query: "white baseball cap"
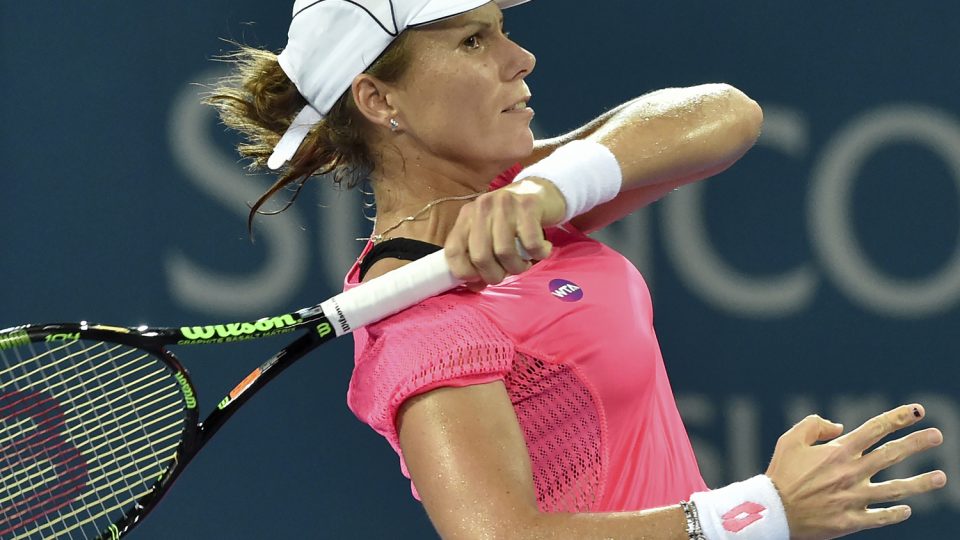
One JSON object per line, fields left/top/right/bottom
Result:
{"left": 268, "top": 0, "right": 532, "bottom": 170}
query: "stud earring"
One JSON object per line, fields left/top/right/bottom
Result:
{"left": 389, "top": 118, "right": 400, "bottom": 132}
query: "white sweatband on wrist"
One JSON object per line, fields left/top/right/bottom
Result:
{"left": 688, "top": 475, "right": 789, "bottom": 540}
{"left": 512, "top": 139, "right": 622, "bottom": 223}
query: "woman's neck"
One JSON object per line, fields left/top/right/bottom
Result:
{"left": 371, "top": 184, "right": 485, "bottom": 245}
{"left": 370, "top": 152, "right": 507, "bottom": 245}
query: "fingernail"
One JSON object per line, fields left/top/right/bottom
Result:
{"left": 929, "top": 431, "right": 943, "bottom": 444}
{"left": 903, "top": 506, "right": 912, "bottom": 519}
{"left": 933, "top": 472, "right": 947, "bottom": 487}
{"left": 913, "top": 407, "right": 922, "bottom": 418}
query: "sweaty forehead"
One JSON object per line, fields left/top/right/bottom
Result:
{"left": 420, "top": 3, "right": 504, "bottom": 31}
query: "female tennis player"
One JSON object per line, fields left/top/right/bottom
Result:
{"left": 207, "top": 1, "right": 947, "bottom": 538}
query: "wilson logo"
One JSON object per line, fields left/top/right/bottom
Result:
{"left": 174, "top": 372, "right": 197, "bottom": 409}
{"left": 332, "top": 300, "right": 350, "bottom": 334}
{"left": 316, "top": 322, "right": 333, "bottom": 338}
{"left": 549, "top": 279, "right": 583, "bottom": 302}
{"left": 179, "top": 314, "right": 298, "bottom": 341}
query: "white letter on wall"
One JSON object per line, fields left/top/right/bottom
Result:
{"left": 166, "top": 70, "right": 308, "bottom": 315}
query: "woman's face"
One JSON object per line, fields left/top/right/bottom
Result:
{"left": 389, "top": 3, "right": 537, "bottom": 171}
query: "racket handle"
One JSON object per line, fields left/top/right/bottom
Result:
{"left": 320, "top": 241, "right": 530, "bottom": 336}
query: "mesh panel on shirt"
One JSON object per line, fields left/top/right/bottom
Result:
{"left": 351, "top": 297, "right": 604, "bottom": 511}
{"left": 350, "top": 298, "right": 516, "bottom": 450}
{"left": 506, "top": 352, "right": 604, "bottom": 513}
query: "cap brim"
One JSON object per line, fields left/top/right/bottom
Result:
{"left": 409, "top": 0, "right": 531, "bottom": 27}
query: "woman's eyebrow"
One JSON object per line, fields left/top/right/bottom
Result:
{"left": 436, "top": 15, "right": 504, "bottom": 32}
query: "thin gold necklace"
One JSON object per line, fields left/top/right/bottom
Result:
{"left": 362, "top": 192, "right": 485, "bottom": 244}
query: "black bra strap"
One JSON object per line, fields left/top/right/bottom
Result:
{"left": 358, "top": 238, "right": 443, "bottom": 281}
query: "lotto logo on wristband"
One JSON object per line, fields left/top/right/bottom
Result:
{"left": 722, "top": 502, "right": 767, "bottom": 533}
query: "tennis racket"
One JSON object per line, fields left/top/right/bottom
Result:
{"left": 0, "top": 249, "right": 465, "bottom": 539}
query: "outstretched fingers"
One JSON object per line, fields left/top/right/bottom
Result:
{"left": 837, "top": 404, "right": 926, "bottom": 454}
{"left": 843, "top": 405, "right": 946, "bottom": 530}
{"left": 767, "top": 403, "right": 946, "bottom": 539}
{"left": 854, "top": 506, "right": 914, "bottom": 532}
{"left": 860, "top": 427, "right": 943, "bottom": 476}
{"left": 868, "top": 471, "right": 948, "bottom": 504}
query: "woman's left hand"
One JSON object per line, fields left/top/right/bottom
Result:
{"left": 444, "top": 177, "right": 565, "bottom": 287}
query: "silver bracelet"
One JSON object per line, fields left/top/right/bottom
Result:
{"left": 679, "top": 500, "right": 707, "bottom": 540}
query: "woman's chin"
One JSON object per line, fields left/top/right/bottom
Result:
{"left": 495, "top": 145, "right": 534, "bottom": 169}
{"left": 505, "top": 130, "right": 535, "bottom": 158}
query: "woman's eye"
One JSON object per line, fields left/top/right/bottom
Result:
{"left": 464, "top": 35, "right": 481, "bottom": 49}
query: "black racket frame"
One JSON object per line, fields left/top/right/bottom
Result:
{"left": 0, "top": 305, "right": 337, "bottom": 540}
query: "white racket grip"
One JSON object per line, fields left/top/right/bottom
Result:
{"left": 320, "top": 250, "right": 459, "bottom": 336}
{"left": 320, "top": 242, "right": 530, "bottom": 336}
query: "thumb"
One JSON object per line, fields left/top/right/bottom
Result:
{"left": 792, "top": 415, "right": 844, "bottom": 446}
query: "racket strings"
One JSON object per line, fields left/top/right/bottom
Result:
{"left": 0, "top": 380, "right": 181, "bottom": 532}
{"left": 48, "top": 343, "right": 166, "bottom": 535}
{"left": 0, "top": 341, "right": 155, "bottom": 539}
{"left": 41, "top": 340, "right": 178, "bottom": 540}
{"left": 2, "top": 352, "right": 164, "bottom": 440}
{"left": 0, "top": 369, "right": 180, "bottom": 505}
{"left": 0, "top": 338, "right": 187, "bottom": 539}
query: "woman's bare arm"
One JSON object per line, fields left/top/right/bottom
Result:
{"left": 399, "top": 382, "right": 944, "bottom": 540}
{"left": 522, "top": 96, "right": 641, "bottom": 167}
{"left": 443, "top": 84, "right": 762, "bottom": 283}
{"left": 398, "top": 381, "right": 688, "bottom": 540}
{"left": 522, "top": 83, "right": 762, "bottom": 233}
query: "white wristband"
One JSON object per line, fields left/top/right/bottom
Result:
{"left": 688, "top": 475, "right": 789, "bottom": 540}
{"left": 512, "top": 139, "right": 622, "bottom": 223}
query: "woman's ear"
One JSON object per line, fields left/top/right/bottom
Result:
{"left": 352, "top": 74, "right": 397, "bottom": 130}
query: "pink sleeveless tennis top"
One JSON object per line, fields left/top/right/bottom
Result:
{"left": 344, "top": 167, "right": 707, "bottom": 513}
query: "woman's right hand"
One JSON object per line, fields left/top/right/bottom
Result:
{"left": 444, "top": 177, "right": 565, "bottom": 288}
{"left": 766, "top": 403, "right": 946, "bottom": 539}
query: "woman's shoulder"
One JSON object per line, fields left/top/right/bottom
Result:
{"left": 348, "top": 292, "right": 516, "bottom": 435}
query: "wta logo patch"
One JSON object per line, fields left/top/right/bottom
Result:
{"left": 549, "top": 279, "right": 583, "bottom": 302}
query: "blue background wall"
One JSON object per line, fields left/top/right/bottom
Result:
{"left": 3, "top": 1, "right": 959, "bottom": 537}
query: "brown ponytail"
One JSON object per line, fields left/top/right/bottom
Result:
{"left": 203, "top": 35, "right": 413, "bottom": 232}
